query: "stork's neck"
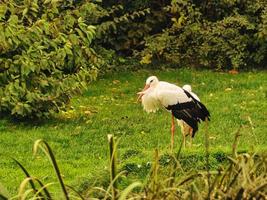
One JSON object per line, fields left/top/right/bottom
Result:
{"left": 147, "top": 83, "right": 158, "bottom": 93}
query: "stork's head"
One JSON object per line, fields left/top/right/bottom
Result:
{"left": 137, "top": 76, "right": 159, "bottom": 101}
{"left": 145, "top": 76, "right": 159, "bottom": 87}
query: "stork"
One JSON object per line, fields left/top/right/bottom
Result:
{"left": 137, "top": 76, "right": 210, "bottom": 149}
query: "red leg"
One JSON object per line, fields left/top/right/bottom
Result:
{"left": 171, "top": 114, "right": 175, "bottom": 150}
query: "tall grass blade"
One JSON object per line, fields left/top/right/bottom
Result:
{"left": 108, "top": 134, "right": 118, "bottom": 200}
{"left": 0, "top": 182, "right": 9, "bottom": 200}
{"left": 150, "top": 149, "right": 159, "bottom": 195}
{"left": 218, "top": 164, "right": 232, "bottom": 190}
{"left": 34, "top": 179, "right": 53, "bottom": 199}
{"left": 12, "top": 158, "right": 45, "bottom": 199}
{"left": 0, "top": 194, "right": 8, "bottom": 200}
{"left": 209, "top": 167, "right": 222, "bottom": 198}
{"left": 250, "top": 182, "right": 267, "bottom": 198}
{"left": 32, "top": 183, "right": 54, "bottom": 200}
{"left": 91, "top": 186, "right": 112, "bottom": 198}
{"left": 66, "top": 185, "right": 85, "bottom": 200}
{"left": 232, "top": 127, "right": 241, "bottom": 157}
{"left": 175, "top": 137, "right": 183, "bottom": 160}
{"left": 192, "top": 182, "right": 202, "bottom": 200}
{"left": 247, "top": 116, "right": 259, "bottom": 145}
{"left": 225, "top": 168, "right": 242, "bottom": 193}
{"left": 190, "top": 185, "right": 193, "bottom": 200}
{"left": 178, "top": 173, "right": 202, "bottom": 186}
{"left": 118, "top": 182, "right": 142, "bottom": 200}
{"left": 204, "top": 118, "right": 211, "bottom": 199}
{"left": 20, "top": 189, "right": 34, "bottom": 200}
{"left": 18, "top": 177, "right": 34, "bottom": 199}
{"left": 168, "top": 139, "right": 184, "bottom": 187}
{"left": 104, "top": 171, "right": 126, "bottom": 200}
{"left": 234, "top": 187, "right": 244, "bottom": 200}
{"left": 33, "top": 139, "right": 69, "bottom": 200}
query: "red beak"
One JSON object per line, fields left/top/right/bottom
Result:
{"left": 137, "top": 84, "right": 150, "bottom": 102}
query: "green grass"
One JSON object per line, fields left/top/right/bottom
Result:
{"left": 0, "top": 68, "right": 266, "bottom": 196}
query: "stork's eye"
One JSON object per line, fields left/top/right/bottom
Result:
{"left": 150, "top": 80, "right": 153, "bottom": 83}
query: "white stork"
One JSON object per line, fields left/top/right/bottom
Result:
{"left": 137, "top": 76, "right": 210, "bottom": 149}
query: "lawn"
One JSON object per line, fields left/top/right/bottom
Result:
{"left": 0, "top": 68, "right": 266, "bottom": 197}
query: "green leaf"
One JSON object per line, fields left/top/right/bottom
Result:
{"left": 43, "top": 0, "right": 50, "bottom": 4}
{"left": 22, "top": 8, "right": 28, "bottom": 17}
{"left": 12, "top": 103, "right": 24, "bottom": 116}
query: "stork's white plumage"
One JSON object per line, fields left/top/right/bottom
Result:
{"left": 137, "top": 76, "right": 210, "bottom": 149}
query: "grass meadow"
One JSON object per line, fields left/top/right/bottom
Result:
{"left": 0, "top": 68, "right": 266, "bottom": 197}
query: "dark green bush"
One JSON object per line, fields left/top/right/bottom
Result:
{"left": 94, "top": 5, "right": 152, "bottom": 55}
{"left": 140, "top": 0, "right": 267, "bottom": 69}
{"left": 198, "top": 15, "right": 255, "bottom": 69}
{"left": 0, "top": 0, "right": 100, "bottom": 118}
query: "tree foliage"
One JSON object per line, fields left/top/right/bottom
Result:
{"left": 139, "top": 0, "right": 267, "bottom": 69}
{"left": 0, "top": 0, "right": 100, "bottom": 118}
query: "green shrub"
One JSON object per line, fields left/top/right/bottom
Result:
{"left": 0, "top": 0, "right": 100, "bottom": 118}
{"left": 198, "top": 15, "right": 255, "bottom": 69}
{"left": 140, "top": 0, "right": 202, "bottom": 66}
{"left": 94, "top": 5, "right": 152, "bottom": 55}
{"left": 140, "top": 0, "right": 267, "bottom": 70}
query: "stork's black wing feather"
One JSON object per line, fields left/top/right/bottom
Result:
{"left": 166, "top": 90, "right": 210, "bottom": 137}
{"left": 172, "top": 109, "right": 199, "bottom": 136}
{"left": 183, "top": 90, "right": 210, "bottom": 121}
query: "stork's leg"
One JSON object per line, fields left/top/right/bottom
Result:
{"left": 189, "top": 127, "right": 193, "bottom": 147}
{"left": 182, "top": 123, "right": 186, "bottom": 148}
{"left": 171, "top": 114, "right": 175, "bottom": 150}
{"left": 183, "top": 133, "right": 186, "bottom": 149}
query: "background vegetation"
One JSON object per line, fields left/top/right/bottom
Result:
{"left": 0, "top": 0, "right": 266, "bottom": 199}
{"left": 1, "top": 0, "right": 267, "bottom": 118}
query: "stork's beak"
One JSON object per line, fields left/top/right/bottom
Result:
{"left": 137, "top": 84, "right": 150, "bottom": 102}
